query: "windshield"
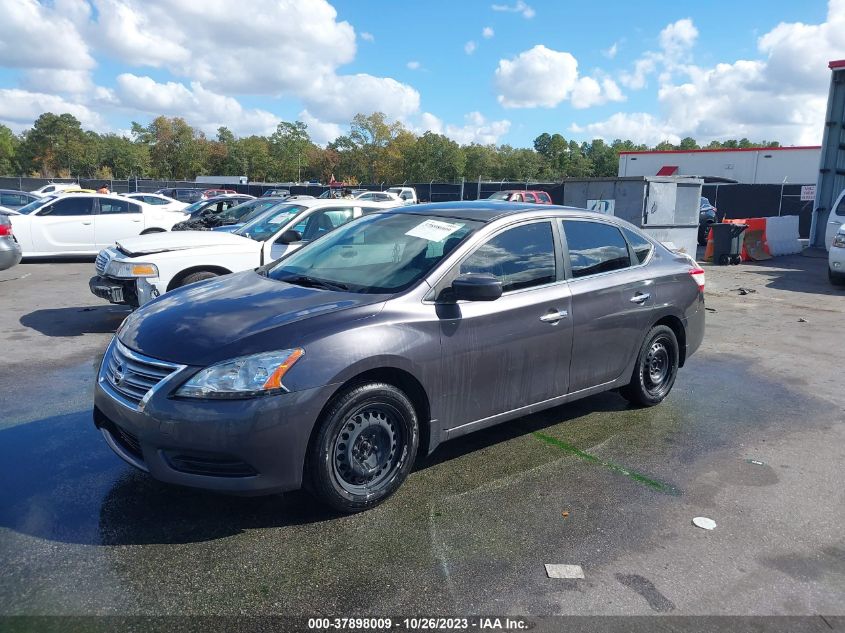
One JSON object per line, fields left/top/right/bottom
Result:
{"left": 217, "top": 199, "right": 281, "bottom": 223}
{"left": 183, "top": 199, "right": 209, "bottom": 215}
{"left": 233, "top": 204, "right": 308, "bottom": 241}
{"left": 488, "top": 192, "right": 510, "bottom": 200}
{"left": 16, "top": 196, "right": 55, "bottom": 214}
{"left": 266, "top": 213, "right": 481, "bottom": 294}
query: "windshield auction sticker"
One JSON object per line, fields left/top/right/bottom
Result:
{"left": 405, "top": 219, "right": 464, "bottom": 242}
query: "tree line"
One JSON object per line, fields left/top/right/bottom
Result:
{"left": 0, "top": 111, "right": 783, "bottom": 184}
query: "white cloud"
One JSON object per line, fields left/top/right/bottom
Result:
{"left": 360, "top": 32, "right": 375, "bottom": 42}
{"left": 407, "top": 61, "right": 421, "bottom": 70}
{"left": 571, "top": 113, "right": 681, "bottom": 146}
{"left": 491, "top": 1, "right": 535, "bottom": 19}
{"left": 603, "top": 42, "right": 619, "bottom": 59}
{"left": 418, "top": 111, "right": 511, "bottom": 145}
{"left": 114, "top": 74, "right": 279, "bottom": 136}
{"left": 465, "top": 41, "right": 477, "bottom": 55}
{"left": 302, "top": 73, "right": 420, "bottom": 124}
{"left": 0, "top": 89, "right": 105, "bottom": 132}
{"left": 482, "top": 26, "right": 495, "bottom": 39}
{"left": 22, "top": 69, "right": 95, "bottom": 94}
{"left": 494, "top": 45, "right": 623, "bottom": 109}
{"left": 658, "top": 18, "right": 698, "bottom": 57}
{"left": 298, "top": 110, "right": 343, "bottom": 145}
{"left": 580, "top": 1, "right": 845, "bottom": 145}
{"left": 0, "top": 0, "right": 94, "bottom": 70}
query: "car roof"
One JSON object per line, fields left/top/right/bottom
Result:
{"left": 0, "top": 189, "right": 32, "bottom": 194}
{"left": 382, "top": 200, "right": 590, "bottom": 222}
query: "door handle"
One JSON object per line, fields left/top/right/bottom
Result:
{"left": 540, "top": 310, "right": 568, "bottom": 323}
{"left": 630, "top": 292, "right": 651, "bottom": 304}
{"left": 830, "top": 220, "right": 843, "bottom": 225}
{"left": 82, "top": 221, "right": 92, "bottom": 225}
{"left": 131, "top": 219, "right": 141, "bottom": 222}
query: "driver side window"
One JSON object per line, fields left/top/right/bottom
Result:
{"left": 39, "top": 197, "right": 95, "bottom": 216}
{"left": 458, "top": 221, "right": 557, "bottom": 293}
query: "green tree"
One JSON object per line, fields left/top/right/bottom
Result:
{"left": 679, "top": 137, "right": 699, "bottom": 150}
{"left": 463, "top": 144, "right": 501, "bottom": 181}
{"left": 269, "top": 121, "right": 312, "bottom": 181}
{"left": 18, "top": 112, "right": 87, "bottom": 177}
{"left": 0, "top": 125, "right": 19, "bottom": 174}
{"left": 407, "top": 132, "right": 465, "bottom": 181}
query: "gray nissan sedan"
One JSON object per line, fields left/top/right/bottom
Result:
{"left": 94, "top": 201, "right": 705, "bottom": 512}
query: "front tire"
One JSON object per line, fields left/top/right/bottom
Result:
{"left": 306, "top": 382, "right": 419, "bottom": 513}
{"left": 621, "top": 325, "right": 680, "bottom": 407}
{"left": 178, "top": 271, "right": 219, "bottom": 287}
{"left": 830, "top": 267, "right": 845, "bottom": 286}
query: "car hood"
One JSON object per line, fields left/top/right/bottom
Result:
{"left": 115, "top": 230, "right": 257, "bottom": 256}
{"left": 117, "top": 270, "right": 387, "bottom": 366}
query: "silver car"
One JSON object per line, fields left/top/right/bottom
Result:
{"left": 0, "top": 214, "right": 22, "bottom": 271}
{"left": 94, "top": 202, "right": 705, "bottom": 513}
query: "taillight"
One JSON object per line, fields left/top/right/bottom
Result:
{"left": 0, "top": 223, "right": 12, "bottom": 237}
{"left": 689, "top": 266, "right": 705, "bottom": 291}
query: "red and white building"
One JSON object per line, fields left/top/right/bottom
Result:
{"left": 618, "top": 146, "right": 821, "bottom": 185}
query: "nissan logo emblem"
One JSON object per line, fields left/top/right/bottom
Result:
{"left": 113, "top": 362, "right": 125, "bottom": 386}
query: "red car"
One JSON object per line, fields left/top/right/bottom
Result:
{"left": 488, "top": 190, "right": 553, "bottom": 204}
{"left": 201, "top": 188, "right": 238, "bottom": 199}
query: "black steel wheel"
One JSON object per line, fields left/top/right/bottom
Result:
{"left": 621, "top": 325, "right": 679, "bottom": 407}
{"left": 307, "top": 382, "right": 419, "bottom": 513}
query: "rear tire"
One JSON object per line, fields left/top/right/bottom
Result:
{"left": 178, "top": 271, "right": 219, "bottom": 287}
{"left": 306, "top": 382, "right": 419, "bottom": 513}
{"left": 621, "top": 325, "right": 680, "bottom": 407}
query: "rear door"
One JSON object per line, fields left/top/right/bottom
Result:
{"left": 31, "top": 196, "right": 96, "bottom": 252}
{"left": 94, "top": 197, "right": 144, "bottom": 248}
{"left": 561, "top": 219, "right": 655, "bottom": 392}
{"left": 435, "top": 220, "right": 573, "bottom": 429}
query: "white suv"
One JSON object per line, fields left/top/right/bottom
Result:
{"left": 29, "top": 182, "right": 80, "bottom": 198}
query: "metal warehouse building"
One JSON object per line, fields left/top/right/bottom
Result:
{"left": 618, "top": 146, "right": 821, "bottom": 185}
{"left": 811, "top": 59, "right": 845, "bottom": 247}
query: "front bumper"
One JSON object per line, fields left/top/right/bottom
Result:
{"left": 93, "top": 341, "right": 339, "bottom": 494}
{"left": 90, "top": 275, "right": 160, "bottom": 307}
{"left": 829, "top": 245, "right": 845, "bottom": 276}
{"left": 0, "top": 237, "right": 22, "bottom": 271}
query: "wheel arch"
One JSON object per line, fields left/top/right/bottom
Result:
{"left": 303, "top": 366, "right": 434, "bottom": 484}
{"left": 166, "top": 265, "right": 233, "bottom": 291}
{"left": 652, "top": 314, "right": 687, "bottom": 367}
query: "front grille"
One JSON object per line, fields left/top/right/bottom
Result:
{"left": 166, "top": 452, "right": 258, "bottom": 478}
{"left": 95, "top": 250, "right": 110, "bottom": 275}
{"left": 103, "top": 339, "right": 182, "bottom": 408}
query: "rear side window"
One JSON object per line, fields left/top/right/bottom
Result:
{"left": 835, "top": 193, "right": 845, "bottom": 217}
{"left": 39, "top": 197, "right": 94, "bottom": 216}
{"left": 562, "top": 220, "right": 631, "bottom": 278}
{"left": 0, "top": 193, "right": 26, "bottom": 206}
{"left": 538, "top": 192, "right": 551, "bottom": 203}
{"left": 622, "top": 227, "right": 653, "bottom": 264}
{"left": 99, "top": 199, "right": 140, "bottom": 214}
{"left": 461, "top": 221, "right": 556, "bottom": 293}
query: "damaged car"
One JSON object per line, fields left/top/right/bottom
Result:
{"left": 89, "top": 199, "right": 395, "bottom": 307}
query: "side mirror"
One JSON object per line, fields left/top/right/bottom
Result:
{"left": 451, "top": 273, "right": 502, "bottom": 302}
{"left": 277, "top": 229, "right": 302, "bottom": 244}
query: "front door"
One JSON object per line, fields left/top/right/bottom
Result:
{"left": 31, "top": 196, "right": 96, "bottom": 253}
{"left": 94, "top": 197, "right": 144, "bottom": 248}
{"left": 266, "top": 205, "right": 361, "bottom": 260}
{"left": 436, "top": 220, "right": 573, "bottom": 430}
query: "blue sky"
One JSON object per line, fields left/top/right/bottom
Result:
{"left": 0, "top": 0, "right": 842, "bottom": 147}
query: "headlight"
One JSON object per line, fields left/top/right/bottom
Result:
{"left": 833, "top": 233, "right": 845, "bottom": 249}
{"left": 176, "top": 348, "right": 304, "bottom": 399}
{"left": 106, "top": 260, "right": 159, "bottom": 278}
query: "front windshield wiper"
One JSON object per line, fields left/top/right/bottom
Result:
{"left": 280, "top": 274, "right": 349, "bottom": 291}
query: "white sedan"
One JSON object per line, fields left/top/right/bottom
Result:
{"left": 10, "top": 193, "right": 188, "bottom": 257}
{"left": 89, "top": 198, "right": 394, "bottom": 307}
{"left": 122, "top": 192, "right": 188, "bottom": 212}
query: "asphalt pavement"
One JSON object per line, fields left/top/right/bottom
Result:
{"left": 0, "top": 253, "right": 843, "bottom": 616}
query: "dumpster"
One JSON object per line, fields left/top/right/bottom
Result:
{"left": 711, "top": 222, "right": 747, "bottom": 265}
